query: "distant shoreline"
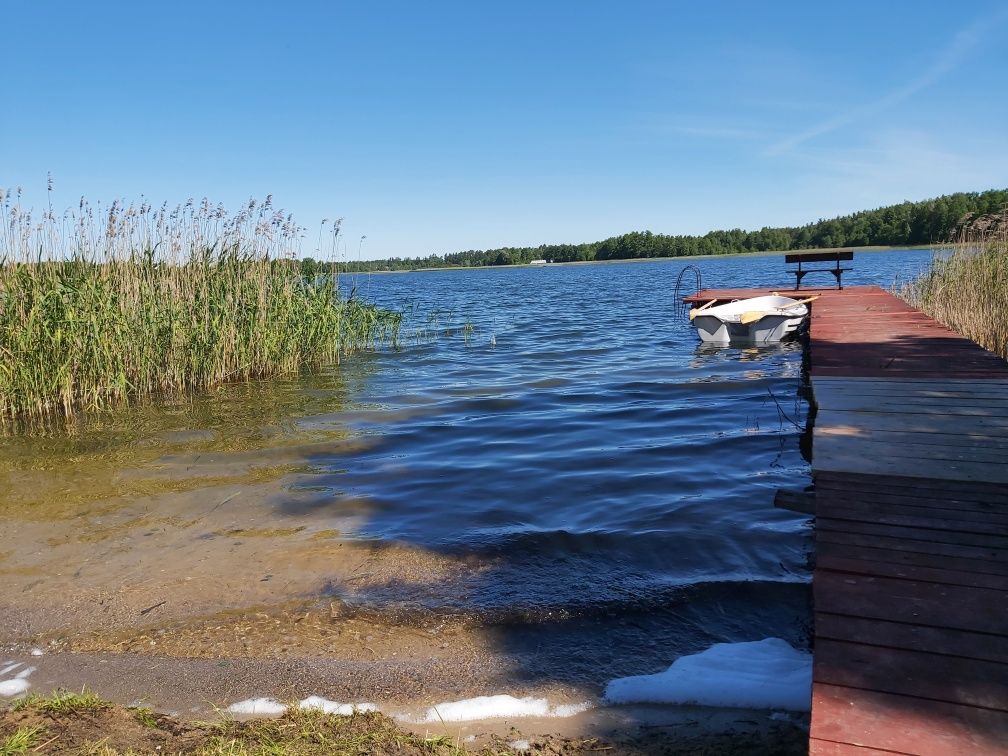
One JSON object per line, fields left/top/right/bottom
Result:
{"left": 358, "top": 244, "right": 942, "bottom": 275}
{"left": 329, "top": 187, "right": 1005, "bottom": 276}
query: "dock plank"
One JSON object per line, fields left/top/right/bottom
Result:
{"left": 811, "top": 395, "right": 1008, "bottom": 414}
{"left": 812, "top": 384, "right": 1008, "bottom": 404}
{"left": 813, "top": 571, "right": 1008, "bottom": 635}
{"left": 814, "top": 489, "right": 1008, "bottom": 514}
{"left": 815, "top": 613, "right": 1008, "bottom": 663}
{"left": 815, "top": 435, "right": 1008, "bottom": 465}
{"left": 816, "top": 540, "right": 1008, "bottom": 582}
{"left": 811, "top": 378, "right": 1008, "bottom": 395}
{"left": 809, "top": 740, "right": 905, "bottom": 756}
{"left": 814, "top": 409, "right": 1008, "bottom": 434}
{"left": 817, "top": 554, "right": 1007, "bottom": 589}
{"left": 816, "top": 528, "right": 1008, "bottom": 565}
{"left": 816, "top": 517, "right": 1008, "bottom": 550}
{"left": 814, "top": 470, "right": 1008, "bottom": 502}
{"left": 813, "top": 428, "right": 1008, "bottom": 451}
{"left": 813, "top": 452, "right": 1008, "bottom": 484}
{"left": 814, "top": 380, "right": 1008, "bottom": 391}
{"left": 816, "top": 503, "right": 1008, "bottom": 536}
{"left": 811, "top": 684, "right": 1008, "bottom": 755}
{"left": 814, "top": 638, "right": 1008, "bottom": 711}
{"left": 814, "top": 439, "right": 1008, "bottom": 473}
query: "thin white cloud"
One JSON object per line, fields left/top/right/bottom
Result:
{"left": 765, "top": 9, "right": 1008, "bottom": 156}
{"left": 790, "top": 130, "right": 1008, "bottom": 210}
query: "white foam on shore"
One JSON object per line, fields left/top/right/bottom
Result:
{"left": 0, "top": 679, "right": 31, "bottom": 697}
{"left": 0, "top": 665, "right": 36, "bottom": 697}
{"left": 603, "top": 638, "right": 811, "bottom": 711}
{"left": 298, "top": 696, "right": 378, "bottom": 715}
{"left": 551, "top": 702, "right": 592, "bottom": 717}
{"left": 226, "top": 695, "right": 380, "bottom": 718}
{"left": 417, "top": 695, "right": 591, "bottom": 723}
{"left": 227, "top": 698, "right": 287, "bottom": 716}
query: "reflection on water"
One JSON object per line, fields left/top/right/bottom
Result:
{"left": 0, "top": 249, "right": 935, "bottom": 686}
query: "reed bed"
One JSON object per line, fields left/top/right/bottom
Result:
{"left": 0, "top": 189, "right": 401, "bottom": 427}
{"left": 899, "top": 215, "right": 1008, "bottom": 359}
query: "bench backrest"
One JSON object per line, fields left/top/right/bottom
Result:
{"left": 785, "top": 250, "right": 854, "bottom": 264}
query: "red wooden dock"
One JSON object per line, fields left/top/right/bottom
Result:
{"left": 685, "top": 285, "right": 1008, "bottom": 754}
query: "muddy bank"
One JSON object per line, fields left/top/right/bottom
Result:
{"left": 0, "top": 641, "right": 811, "bottom": 754}
{"left": 0, "top": 693, "right": 807, "bottom": 755}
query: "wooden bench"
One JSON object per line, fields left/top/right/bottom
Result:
{"left": 785, "top": 250, "right": 853, "bottom": 290}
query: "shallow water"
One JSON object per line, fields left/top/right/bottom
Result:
{"left": 0, "top": 248, "right": 935, "bottom": 692}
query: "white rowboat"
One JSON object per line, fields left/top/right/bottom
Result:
{"left": 691, "top": 295, "right": 812, "bottom": 344}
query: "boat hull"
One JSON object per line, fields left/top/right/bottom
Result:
{"left": 690, "top": 295, "right": 809, "bottom": 345}
{"left": 693, "top": 313, "right": 805, "bottom": 344}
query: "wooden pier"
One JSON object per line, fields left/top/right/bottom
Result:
{"left": 684, "top": 285, "right": 1008, "bottom": 755}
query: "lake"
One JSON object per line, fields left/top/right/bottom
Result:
{"left": 0, "top": 247, "right": 936, "bottom": 710}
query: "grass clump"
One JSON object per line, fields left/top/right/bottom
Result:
{"left": 0, "top": 188, "right": 401, "bottom": 428}
{"left": 0, "top": 726, "right": 42, "bottom": 756}
{"left": 13, "top": 688, "right": 111, "bottom": 715}
{"left": 203, "top": 709, "right": 465, "bottom": 756}
{"left": 900, "top": 214, "right": 1008, "bottom": 359}
{"left": 4, "top": 696, "right": 475, "bottom": 754}
{"left": 129, "top": 707, "right": 158, "bottom": 728}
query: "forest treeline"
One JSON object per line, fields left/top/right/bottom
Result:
{"left": 305, "top": 189, "right": 1008, "bottom": 274}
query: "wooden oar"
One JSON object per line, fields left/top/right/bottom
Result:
{"left": 738, "top": 310, "right": 769, "bottom": 325}
{"left": 790, "top": 295, "right": 821, "bottom": 307}
{"left": 738, "top": 295, "right": 821, "bottom": 325}
{"left": 688, "top": 299, "right": 718, "bottom": 320}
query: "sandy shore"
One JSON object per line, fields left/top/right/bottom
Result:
{"left": 1, "top": 478, "right": 809, "bottom": 750}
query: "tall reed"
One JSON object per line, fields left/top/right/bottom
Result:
{"left": 0, "top": 189, "right": 400, "bottom": 427}
{"left": 899, "top": 214, "right": 1007, "bottom": 359}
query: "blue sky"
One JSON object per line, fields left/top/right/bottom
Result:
{"left": 2, "top": 1, "right": 1007, "bottom": 259}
